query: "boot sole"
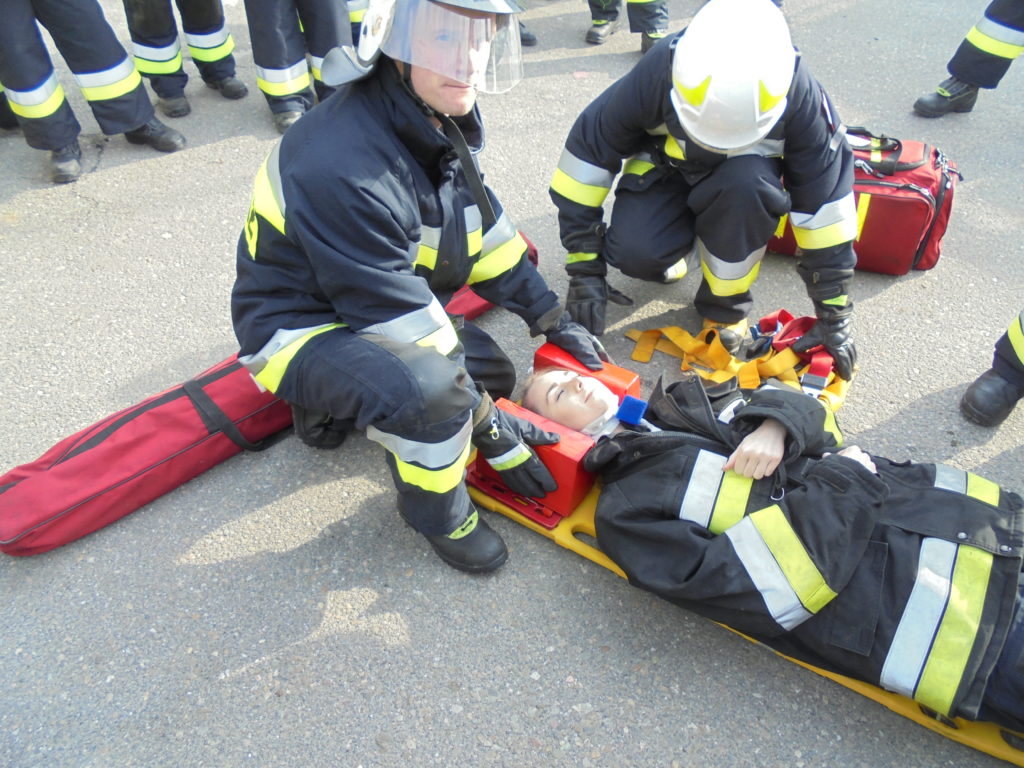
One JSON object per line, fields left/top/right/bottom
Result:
{"left": 429, "top": 543, "right": 508, "bottom": 574}
{"left": 960, "top": 398, "right": 1012, "bottom": 428}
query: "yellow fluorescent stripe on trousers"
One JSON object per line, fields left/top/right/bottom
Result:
{"left": 914, "top": 545, "right": 993, "bottom": 716}
{"left": 966, "top": 25, "right": 1024, "bottom": 60}
{"left": 135, "top": 54, "right": 183, "bottom": 75}
{"left": 700, "top": 260, "right": 761, "bottom": 297}
{"left": 7, "top": 84, "right": 66, "bottom": 119}
{"left": 254, "top": 324, "right": 341, "bottom": 391}
{"left": 550, "top": 168, "right": 611, "bottom": 208}
{"left": 1008, "top": 312, "right": 1024, "bottom": 365}
{"left": 750, "top": 505, "right": 837, "bottom": 614}
{"left": 79, "top": 68, "right": 142, "bottom": 102}
{"left": 188, "top": 37, "right": 235, "bottom": 63}
{"left": 415, "top": 322, "right": 460, "bottom": 356}
{"left": 395, "top": 441, "right": 471, "bottom": 493}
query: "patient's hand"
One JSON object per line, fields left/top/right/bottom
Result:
{"left": 724, "top": 419, "right": 786, "bottom": 479}
{"left": 825, "top": 445, "right": 877, "bottom": 474}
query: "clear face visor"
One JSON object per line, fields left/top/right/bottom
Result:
{"left": 381, "top": 0, "right": 523, "bottom": 94}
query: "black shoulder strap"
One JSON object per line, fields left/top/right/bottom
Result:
{"left": 439, "top": 114, "right": 497, "bottom": 231}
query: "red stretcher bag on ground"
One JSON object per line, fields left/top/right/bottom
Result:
{"left": 769, "top": 127, "right": 961, "bottom": 275}
{"left": 0, "top": 356, "right": 293, "bottom": 556}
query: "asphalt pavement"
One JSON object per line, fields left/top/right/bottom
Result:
{"left": 1, "top": 0, "right": 1022, "bottom": 766}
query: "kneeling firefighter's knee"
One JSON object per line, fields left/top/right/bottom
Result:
{"left": 389, "top": 342, "right": 476, "bottom": 427}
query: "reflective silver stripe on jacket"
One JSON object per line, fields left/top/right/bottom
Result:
{"left": 361, "top": 298, "right": 450, "bottom": 343}
{"left": 366, "top": 420, "right": 472, "bottom": 468}
{"left": 934, "top": 464, "right": 968, "bottom": 494}
{"left": 725, "top": 138, "right": 785, "bottom": 159}
{"left": 481, "top": 212, "right": 518, "bottom": 255}
{"left": 725, "top": 516, "right": 813, "bottom": 631}
{"left": 879, "top": 538, "right": 956, "bottom": 698}
{"left": 679, "top": 450, "right": 728, "bottom": 528}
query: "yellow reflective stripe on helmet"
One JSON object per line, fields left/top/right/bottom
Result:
{"left": 469, "top": 230, "right": 526, "bottom": 285}
{"left": 76, "top": 59, "right": 142, "bottom": 102}
{"left": 664, "top": 134, "right": 685, "bottom": 160}
{"left": 623, "top": 156, "right": 655, "bottom": 176}
{"left": 966, "top": 23, "right": 1024, "bottom": 60}
{"left": 749, "top": 504, "right": 837, "bottom": 614}
{"left": 759, "top": 80, "right": 786, "bottom": 113}
{"left": 566, "top": 251, "right": 599, "bottom": 265}
{"left": 253, "top": 324, "right": 341, "bottom": 391}
{"left": 256, "top": 61, "right": 310, "bottom": 97}
{"left": 394, "top": 441, "right": 471, "bottom": 493}
{"left": 674, "top": 75, "right": 711, "bottom": 107}
{"left": 5, "top": 75, "right": 66, "bottom": 119}
{"left": 914, "top": 544, "right": 992, "bottom": 715}
{"left": 1008, "top": 311, "right": 1024, "bottom": 365}
{"left": 550, "top": 167, "right": 611, "bottom": 208}
{"left": 132, "top": 41, "right": 183, "bottom": 75}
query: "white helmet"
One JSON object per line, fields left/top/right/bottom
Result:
{"left": 670, "top": 0, "right": 795, "bottom": 152}
{"left": 322, "top": 0, "right": 523, "bottom": 93}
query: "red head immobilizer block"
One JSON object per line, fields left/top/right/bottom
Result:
{"left": 465, "top": 345, "right": 643, "bottom": 528}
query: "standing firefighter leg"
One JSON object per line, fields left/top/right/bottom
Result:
{"left": 961, "top": 310, "right": 1024, "bottom": 426}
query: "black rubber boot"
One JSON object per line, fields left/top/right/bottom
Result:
{"left": 207, "top": 76, "right": 249, "bottom": 100}
{"left": 585, "top": 18, "right": 619, "bottom": 44}
{"left": 273, "top": 110, "right": 303, "bottom": 134}
{"left": 640, "top": 31, "right": 666, "bottom": 54}
{"left": 423, "top": 510, "right": 508, "bottom": 573}
{"left": 960, "top": 369, "right": 1024, "bottom": 427}
{"left": 913, "top": 76, "right": 979, "bottom": 117}
{"left": 158, "top": 95, "right": 191, "bottom": 118}
{"left": 124, "top": 117, "right": 186, "bottom": 152}
{"left": 50, "top": 140, "right": 82, "bottom": 184}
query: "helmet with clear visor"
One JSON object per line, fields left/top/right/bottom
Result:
{"left": 321, "top": 0, "right": 523, "bottom": 93}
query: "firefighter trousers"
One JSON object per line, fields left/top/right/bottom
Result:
{"left": 603, "top": 154, "right": 790, "bottom": 324}
{"left": 948, "top": 0, "right": 1024, "bottom": 88}
{"left": 241, "top": 0, "right": 351, "bottom": 114}
{"left": 588, "top": 0, "right": 668, "bottom": 34}
{"left": 122, "top": 0, "right": 237, "bottom": 99}
{"left": 274, "top": 322, "right": 515, "bottom": 536}
{"left": 993, "top": 309, "right": 1024, "bottom": 388}
{"left": 0, "top": 0, "right": 153, "bottom": 151}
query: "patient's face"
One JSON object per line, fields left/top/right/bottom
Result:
{"left": 524, "top": 369, "right": 618, "bottom": 432}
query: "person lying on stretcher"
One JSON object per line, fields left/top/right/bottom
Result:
{"left": 519, "top": 367, "right": 1024, "bottom": 732}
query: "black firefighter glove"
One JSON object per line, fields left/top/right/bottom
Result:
{"left": 531, "top": 307, "right": 610, "bottom": 371}
{"left": 566, "top": 275, "right": 634, "bottom": 337}
{"left": 472, "top": 394, "right": 560, "bottom": 498}
{"left": 793, "top": 309, "right": 857, "bottom": 381}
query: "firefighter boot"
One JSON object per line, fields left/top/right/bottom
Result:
{"left": 585, "top": 18, "right": 620, "bottom": 44}
{"left": 50, "top": 140, "right": 82, "bottom": 184}
{"left": 641, "top": 31, "right": 666, "bottom": 54}
{"left": 273, "top": 110, "right": 304, "bottom": 134}
{"left": 701, "top": 317, "right": 749, "bottom": 356}
{"left": 423, "top": 509, "right": 508, "bottom": 574}
{"left": 158, "top": 95, "right": 191, "bottom": 118}
{"left": 913, "top": 76, "right": 979, "bottom": 117}
{"left": 207, "top": 76, "right": 249, "bottom": 100}
{"left": 960, "top": 369, "right": 1024, "bottom": 427}
{"left": 124, "top": 117, "right": 186, "bottom": 152}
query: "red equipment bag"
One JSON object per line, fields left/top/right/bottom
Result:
{"left": 769, "top": 127, "right": 961, "bottom": 275}
{"left": 0, "top": 356, "right": 293, "bottom": 556}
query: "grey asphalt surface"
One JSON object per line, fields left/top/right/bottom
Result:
{"left": 2, "top": 0, "right": 1022, "bottom": 766}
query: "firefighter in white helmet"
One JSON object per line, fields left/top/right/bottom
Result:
{"left": 232, "top": 0, "right": 607, "bottom": 573}
{"left": 550, "top": 0, "right": 858, "bottom": 380}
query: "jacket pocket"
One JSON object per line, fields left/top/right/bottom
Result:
{"left": 826, "top": 540, "right": 888, "bottom": 656}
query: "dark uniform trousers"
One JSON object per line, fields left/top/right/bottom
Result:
{"left": 241, "top": 0, "right": 351, "bottom": 114}
{"left": 274, "top": 323, "right": 515, "bottom": 536}
{"left": 949, "top": 0, "right": 1024, "bottom": 88}
{"left": 992, "top": 310, "right": 1024, "bottom": 388}
{"left": 0, "top": 0, "right": 153, "bottom": 151}
{"left": 122, "top": 0, "right": 237, "bottom": 99}
{"left": 603, "top": 154, "right": 790, "bottom": 324}
{"left": 588, "top": 0, "right": 668, "bottom": 34}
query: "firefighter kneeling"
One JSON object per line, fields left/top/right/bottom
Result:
{"left": 231, "top": 0, "right": 606, "bottom": 573}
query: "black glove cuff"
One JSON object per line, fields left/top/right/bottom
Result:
{"left": 566, "top": 258, "right": 608, "bottom": 278}
{"left": 529, "top": 305, "right": 567, "bottom": 337}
